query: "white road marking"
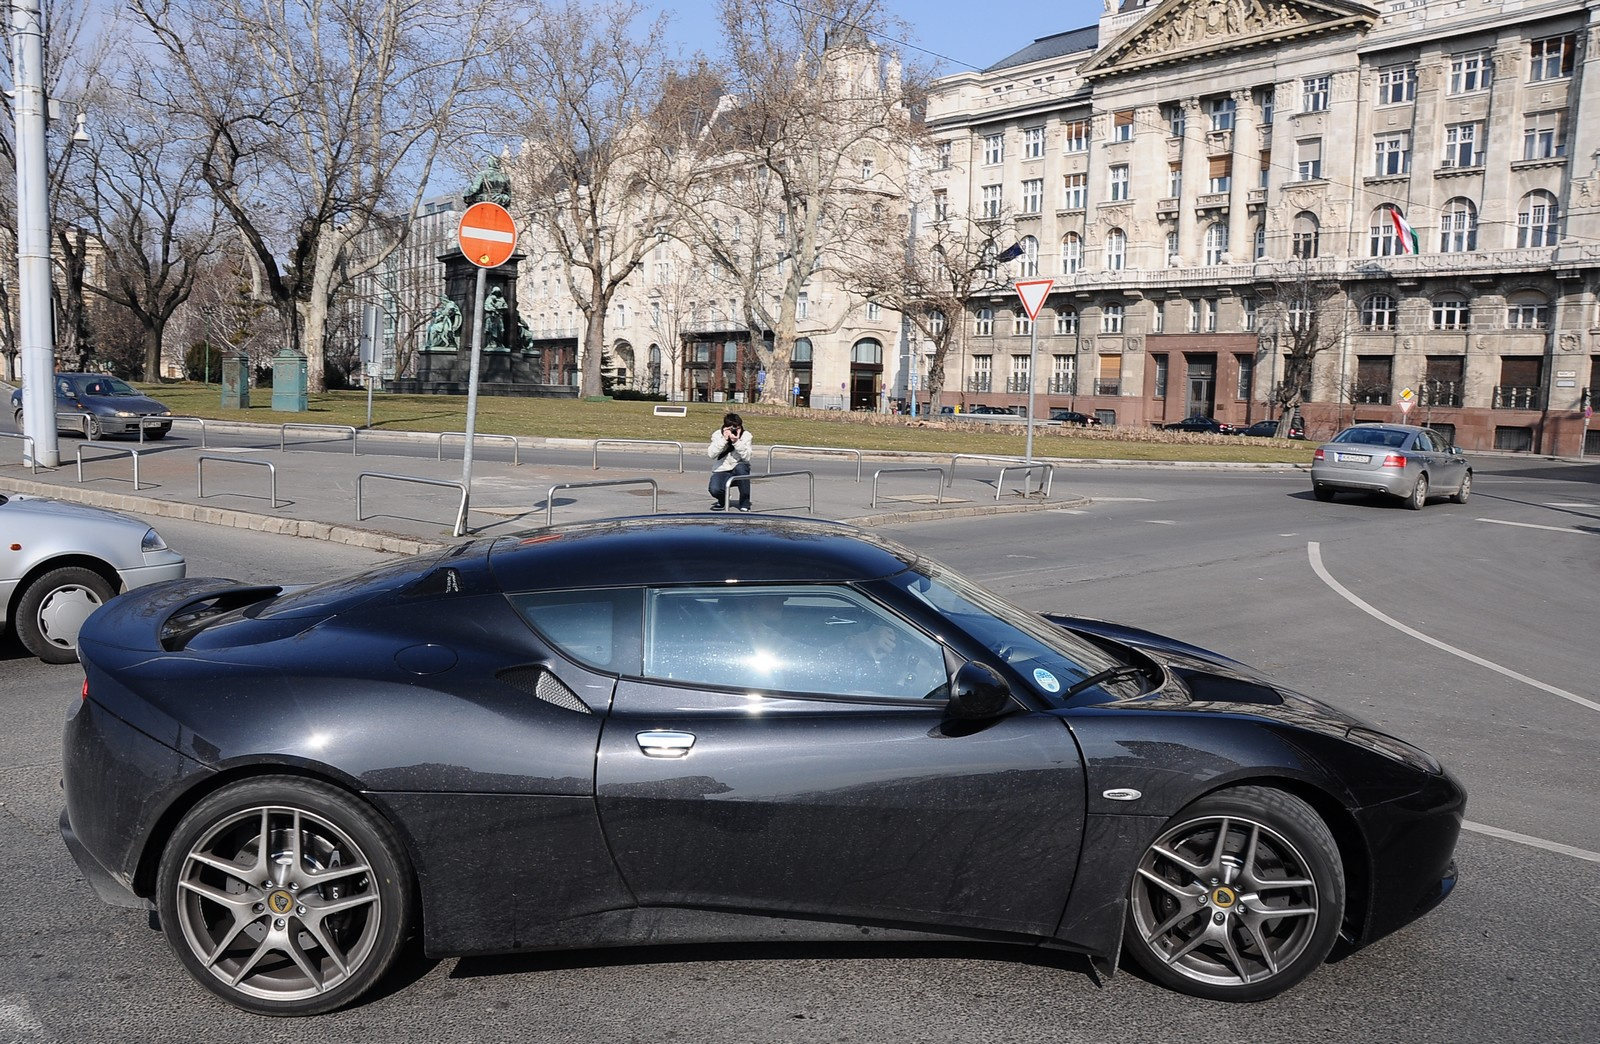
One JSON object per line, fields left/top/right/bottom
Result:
{"left": 1307, "top": 542, "right": 1600, "bottom": 714}
{"left": 1463, "top": 821, "right": 1600, "bottom": 865}
{"left": 1145, "top": 519, "right": 1177, "bottom": 526}
{"left": 1052, "top": 509, "right": 1089, "bottom": 515}
{"left": 1476, "top": 518, "right": 1595, "bottom": 535}
{"left": 1089, "top": 497, "right": 1155, "bottom": 502}
{"left": 1543, "top": 502, "right": 1599, "bottom": 508}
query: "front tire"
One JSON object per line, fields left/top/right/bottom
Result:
{"left": 156, "top": 776, "right": 415, "bottom": 1016}
{"left": 14, "top": 565, "right": 115, "bottom": 663}
{"left": 1405, "top": 473, "right": 1428, "bottom": 510}
{"left": 84, "top": 414, "right": 103, "bottom": 441}
{"left": 1123, "top": 786, "right": 1345, "bottom": 1002}
{"left": 1450, "top": 471, "right": 1471, "bottom": 504}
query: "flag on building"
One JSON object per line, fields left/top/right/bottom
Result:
{"left": 994, "top": 242, "right": 1024, "bottom": 263}
{"left": 1388, "top": 207, "right": 1420, "bottom": 255}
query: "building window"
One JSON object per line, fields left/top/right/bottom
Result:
{"left": 1055, "top": 308, "right": 1078, "bottom": 335}
{"left": 1168, "top": 162, "right": 1183, "bottom": 198}
{"left": 1523, "top": 114, "right": 1566, "bottom": 160}
{"left": 1369, "top": 205, "right": 1405, "bottom": 257}
{"left": 1259, "top": 149, "right": 1271, "bottom": 188}
{"left": 1449, "top": 50, "right": 1492, "bottom": 94}
{"left": 1023, "top": 125, "right": 1045, "bottom": 158}
{"left": 1374, "top": 133, "right": 1410, "bottom": 176}
{"left": 1188, "top": 299, "right": 1202, "bottom": 333}
{"left": 1113, "top": 109, "right": 1135, "bottom": 142}
{"left": 1063, "top": 118, "right": 1090, "bottom": 153}
{"left": 936, "top": 140, "right": 952, "bottom": 170}
{"left": 1102, "top": 304, "right": 1125, "bottom": 333}
{"left": 972, "top": 354, "right": 992, "bottom": 391}
{"left": 859, "top": 156, "right": 874, "bottom": 180}
{"left": 1295, "top": 138, "right": 1322, "bottom": 181}
{"left": 1257, "top": 86, "right": 1274, "bottom": 125}
{"left": 929, "top": 311, "right": 946, "bottom": 336}
{"left": 1052, "top": 354, "right": 1076, "bottom": 394}
{"left": 866, "top": 301, "right": 881, "bottom": 321}
{"left": 982, "top": 183, "right": 1002, "bottom": 218}
{"left": 1013, "top": 314, "right": 1032, "bottom": 336}
{"left": 1204, "top": 223, "right": 1229, "bottom": 265}
{"left": 1166, "top": 230, "right": 1179, "bottom": 266}
{"left": 1517, "top": 191, "right": 1559, "bottom": 247}
{"left": 1431, "top": 295, "right": 1470, "bottom": 330}
{"left": 1009, "top": 356, "right": 1030, "bottom": 394}
{"left": 1152, "top": 301, "right": 1166, "bottom": 332}
{"left": 983, "top": 133, "right": 1004, "bottom": 165}
{"left": 1236, "top": 355, "right": 1254, "bottom": 398}
{"left": 1301, "top": 75, "right": 1330, "bottom": 112}
{"left": 1439, "top": 198, "right": 1478, "bottom": 252}
{"left": 1354, "top": 356, "right": 1393, "bottom": 404}
{"left": 1020, "top": 178, "right": 1043, "bottom": 214}
{"left": 1154, "top": 354, "right": 1169, "bottom": 397}
{"left": 932, "top": 189, "right": 949, "bottom": 221}
{"left": 1063, "top": 172, "right": 1087, "bottom": 209}
{"left": 1165, "top": 103, "right": 1186, "bottom": 137}
{"left": 1506, "top": 292, "right": 1549, "bottom": 329}
{"left": 1254, "top": 222, "right": 1266, "bottom": 260}
{"left": 1292, "top": 211, "right": 1320, "bottom": 259}
{"left": 1424, "top": 355, "right": 1465, "bottom": 407}
{"left": 1204, "top": 298, "right": 1218, "bottom": 333}
{"left": 1105, "top": 229, "right": 1126, "bottom": 271}
{"left": 796, "top": 291, "right": 808, "bottom": 319}
{"left": 1529, "top": 34, "right": 1576, "bottom": 82}
{"left": 1241, "top": 296, "right": 1258, "bottom": 331}
{"left": 1361, "top": 293, "right": 1398, "bottom": 330}
{"left": 1209, "top": 95, "right": 1235, "bottom": 131}
{"left": 1019, "top": 236, "right": 1039, "bottom": 277}
{"left": 1063, "top": 232, "right": 1083, "bottom": 274}
{"left": 1378, "top": 63, "right": 1416, "bottom": 104}
{"left": 1443, "top": 123, "right": 1481, "bottom": 168}
{"left": 974, "top": 307, "right": 994, "bottom": 337}
{"left": 1207, "top": 155, "right": 1231, "bottom": 194}
{"left": 1109, "top": 164, "right": 1130, "bottom": 201}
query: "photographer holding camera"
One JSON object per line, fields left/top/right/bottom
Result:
{"left": 706, "top": 411, "right": 753, "bottom": 511}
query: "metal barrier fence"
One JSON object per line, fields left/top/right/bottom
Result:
{"left": 197, "top": 455, "right": 280, "bottom": 508}
{"left": 546, "top": 477, "right": 660, "bottom": 526}
{"left": 279, "top": 422, "right": 359, "bottom": 455}
{"left": 356, "top": 472, "right": 469, "bottom": 536}
{"left": 0, "top": 431, "right": 39, "bottom": 472}
{"left": 76, "top": 444, "right": 147, "bottom": 490}
{"left": 593, "top": 439, "right": 685, "bottom": 473}
{"left": 994, "top": 461, "right": 1054, "bottom": 501}
{"left": 166, "top": 416, "right": 210, "bottom": 448}
{"left": 870, "top": 466, "right": 946, "bottom": 509}
{"left": 437, "top": 431, "right": 521, "bottom": 465}
{"left": 725, "top": 470, "right": 816, "bottom": 514}
{"left": 947, "top": 452, "right": 1029, "bottom": 486}
{"left": 765, "top": 444, "right": 863, "bottom": 481}
{"left": 135, "top": 416, "right": 174, "bottom": 443}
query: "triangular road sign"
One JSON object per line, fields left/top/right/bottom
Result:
{"left": 1015, "top": 278, "right": 1054, "bottom": 321}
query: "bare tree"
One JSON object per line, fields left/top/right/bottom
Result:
{"left": 131, "top": 0, "right": 501, "bottom": 392}
{"left": 1256, "top": 261, "right": 1351, "bottom": 432}
{"left": 682, "top": 0, "right": 920, "bottom": 405}
{"left": 498, "top": 0, "right": 685, "bottom": 399}
{"left": 179, "top": 250, "right": 284, "bottom": 381}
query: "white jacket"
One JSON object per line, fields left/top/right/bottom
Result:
{"left": 707, "top": 428, "right": 753, "bottom": 472}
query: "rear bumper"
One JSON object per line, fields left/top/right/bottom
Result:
{"left": 1310, "top": 465, "right": 1411, "bottom": 497}
{"left": 60, "top": 807, "right": 150, "bottom": 910}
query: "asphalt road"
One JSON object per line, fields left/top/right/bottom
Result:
{"left": 2, "top": 458, "right": 1597, "bottom": 1043}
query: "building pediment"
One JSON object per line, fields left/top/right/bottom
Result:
{"left": 1082, "top": 0, "right": 1378, "bottom": 78}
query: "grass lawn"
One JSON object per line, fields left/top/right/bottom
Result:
{"left": 139, "top": 382, "right": 1315, "bottom": 464}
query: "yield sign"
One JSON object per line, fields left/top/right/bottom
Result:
{"left": 1015, "top": 278, "right": 1054, "bottom": 321}
{"left": 458, "top": 202, "right": 518, "bottom": 268}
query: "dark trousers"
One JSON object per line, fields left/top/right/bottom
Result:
{"left": 709, "top": 461, "right": 751, "bottom": 508}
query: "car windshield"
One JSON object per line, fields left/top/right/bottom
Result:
{"left": 76, "top": 377, "right": 139, "bottom": 396}
{"left": 885, "top": 562, "right": 1146, "bottom": 706}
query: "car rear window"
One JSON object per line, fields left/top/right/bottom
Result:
{"left": 1332, "top": 427, "right": 1407, "bottom": 448}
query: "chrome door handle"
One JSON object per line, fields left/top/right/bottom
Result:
{"left": 636, "top": 731, "right": 696, "bottom": 758}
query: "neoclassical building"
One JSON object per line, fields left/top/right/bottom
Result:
{"left": 924, "top": 0, "right": 1600, "bottom": 452}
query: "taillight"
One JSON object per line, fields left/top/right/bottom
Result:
{"left": 1313, "top": 449, "right": 1325, "bottom": 461}
{"left": 81, "top": 677, "right": 89, "bottom": 702}
{"left": 1382, "top": 454, "right": 1407, "bottom": 468}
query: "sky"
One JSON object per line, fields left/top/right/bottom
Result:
{"left": 649, "top": 0, "right": 1109, "bottom": 76}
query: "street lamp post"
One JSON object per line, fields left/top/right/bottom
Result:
{"left": 9, "top": 0, "right": 58, "bottom": 467}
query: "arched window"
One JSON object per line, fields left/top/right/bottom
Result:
{"left": 1506, "top": 290, "right": 1549, "bottom": 329}
{"left": 1204, "top": 222, "right": 1229, "bottom": 265}
{"left": 851, "top": 338, "right": 883, "bottom": 364}
{"left": 1105, "top": 228, "right": 1126, "bottom": 271}
{"left": 1361, "top": 293, "right": 1397, "bottom": 330}
{"left": 1055, "top": 307, "right": 1078, "bottom": 335}
{"left": 1292, "top": 212, "right": 1320, "bottom": 259}
{"left": 1062, "top": 233, "right": 1083, "bottom": 274}
{"left": 1439, "top": 198, "right": 1478, "bottom": 252}
{"left": 1369, "top": 205, "right": 1407, "bottom": 257}
{"left": 1253, "top": 222, "right": 1266, "bottom": 260}
{"left": 792, "top": 337, "right": 813, "bottom": 363}
{"left": 1517, "top": 191, "right": 1559, "bottom": 247}
{"left": 1431, "top": 295, "right": 1470, "bottom": 330}
{"left": 1020, "top": 235, "right": 1039, "bottom": 277}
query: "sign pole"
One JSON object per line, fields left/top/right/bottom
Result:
{"left": 452, "top": 201, "right": 518, "bottom": 537}
{"left": 1013, "top": 278, "right": 1055, "bottom": 467}
{"left": 455, "top": 266, "right": 487, "bottom": 537}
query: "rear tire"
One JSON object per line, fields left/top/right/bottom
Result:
{"left": 14, "top": 565, "right": 115, "bottom": 664}
{"left": 1312, "top": 485, "right": 1335, "bottom": 502}
{"left": 1123, "top": 785, "right": 1345, "bottom": 1002}
{"left": 1405, "top": 473, "right": 1428, "bottom": 510}
{"left": 1450, "top": 471, "right": 1471, "bottom": 504}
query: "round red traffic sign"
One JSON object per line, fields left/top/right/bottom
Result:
{"left": 457, "top": 202, "right": 517, "bottom": 268}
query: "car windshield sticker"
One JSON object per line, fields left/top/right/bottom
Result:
{"left": 1033, "top": 667, "right": 1061, "bottom": 692}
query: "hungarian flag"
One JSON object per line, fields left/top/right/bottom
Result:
{"left": 1388, "top": 207, "right": 1420, "bottom": 255}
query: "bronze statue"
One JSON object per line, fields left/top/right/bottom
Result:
{"left": 464, "top": 156, "right": 513, "bottom": 208}
{"left": 423, "top": 297, "right": 461, "bottom": 351}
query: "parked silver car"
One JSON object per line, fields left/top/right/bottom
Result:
{"left": 1, "top": 494, "right": 186, "bottom": 662}
{"left": 10, "top": 373, "right": 173, "bottom": 440}
{"left": 1311, "top": 423, "right": 1472, "bottom": 509}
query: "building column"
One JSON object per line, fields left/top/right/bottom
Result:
{"left": 1227, "top": 88, "right": 1255, "bottom": 263}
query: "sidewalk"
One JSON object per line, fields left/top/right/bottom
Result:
{"left": 1, "top": 419, "right": 1085, "bottom": 553}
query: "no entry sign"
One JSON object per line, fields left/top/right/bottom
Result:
{"left": 458, "top": 202, "right": 517, "bottom": 268}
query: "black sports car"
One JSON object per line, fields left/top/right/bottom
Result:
{"left": 1161, "top": 415, "right": 1238, "bottom": 435}
{"left": 61, "top": 516, "right": 1463, "bottom": 1016}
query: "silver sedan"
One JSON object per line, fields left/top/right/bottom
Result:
{"left": 1310, "top": 423, "right": 1472, "bottom": 510}
{"left": 1, "top": 494, "right": 186, "bottom": 662}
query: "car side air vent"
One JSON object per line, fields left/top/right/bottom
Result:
{"left": 497, "top": 666, "right": 591, "bottom": 715}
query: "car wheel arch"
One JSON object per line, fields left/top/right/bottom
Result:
{"left": 8, "top": 554, "right": 122, "bottom": 621}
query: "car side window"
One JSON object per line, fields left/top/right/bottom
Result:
{"left": 508, "top": 588, "right": 642, "bottom": 673}
{"left": 1412, "top": 432, "right": 1435, "bottom": 452}
{"left": 642, "top": 585, "right": 948, "bottom": 700}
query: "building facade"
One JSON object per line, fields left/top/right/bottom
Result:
{"left": 924, "top": 0, "right": 1600, "bottom": 453}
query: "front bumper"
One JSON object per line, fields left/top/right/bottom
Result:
{"left": 1350, "top": 766, "right": 1466, "bottom": 946}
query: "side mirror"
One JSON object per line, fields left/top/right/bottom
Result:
{"left": 948, "top": 661, "right": 1014, "bottom": 720}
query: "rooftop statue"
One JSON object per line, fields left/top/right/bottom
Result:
{"left": 464, "top": 156, "right": 513, "bottom": 208}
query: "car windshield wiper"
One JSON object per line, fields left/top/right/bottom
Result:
{"left": 1062, "top": 664, "right": 1148, "bottom": 700}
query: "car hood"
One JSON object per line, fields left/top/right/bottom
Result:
{"left": 0, "top": 493, "right": 152, "bottom": 532}
{"left": 81, "top": 393, "right": 170, "bottom": 414}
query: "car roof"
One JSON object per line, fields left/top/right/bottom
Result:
{"left": 487, "top": 515, "right": 922, "bottom": 591}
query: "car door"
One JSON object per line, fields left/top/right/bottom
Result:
{"left": 594, "top": 583, "right": 1086, "bottom": 938}
{"left": 54, "top": 376, "right": 80, "bottom": 433}
{"left": 1425, "top": 428, "right": 1468, "bottom": 491}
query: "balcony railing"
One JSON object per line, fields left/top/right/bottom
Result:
{"left": 1047, "top": 377, "right": 1077, "bottom": 394}
{"left": 1493, "top": 385, "right": 1544, "bottom": 410}
{"left": 1094, "top": 380, "right": 1120, "bottom": 396}
{"left": 1353, "top": 389, "right": 1391, "bottom": 405}
{"left": 967, "top": 376, "right": 993, "bottom": 393}
{"left": 1419, "top": 382, "right": 1463, "bottom": 408}
{"left": 1006, "top": 376, "right": 1031, "bottom": 394}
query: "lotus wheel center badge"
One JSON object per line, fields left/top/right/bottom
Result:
{"left": 1211, "top": 886, "right": 1237, "bottom": 909}
{"left": 267, "top": 890, "right": 294, "bottom": 916}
